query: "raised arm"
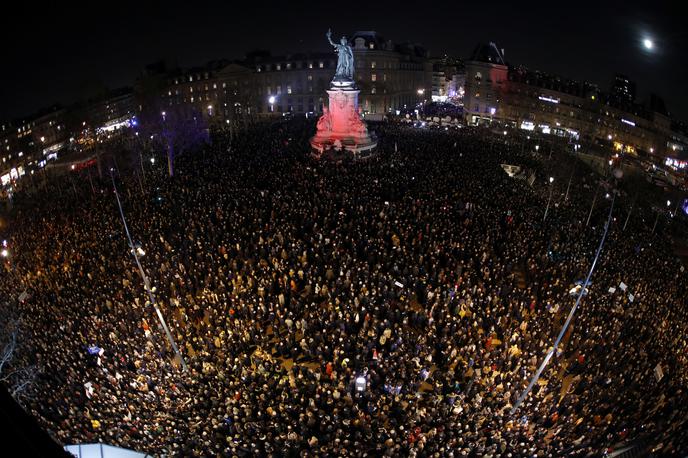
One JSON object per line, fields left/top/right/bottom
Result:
{"left": 326, "top": 28, "right": 337, "bottom": 48}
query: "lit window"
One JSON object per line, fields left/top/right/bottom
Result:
{"left": 286, "top": 63, "right": 292, "bottom": 70}
{"left": 190, "top": 87, "right": 193, "bottom": 93}
{"left": 371, "top": 74, "right": 377, "bottom": 82}
{"left": 308, "top": 75, "right": 313, "bottom": 81}
{"left": 371, "top": 87, "right": 376, "bottom": 94}
{"left": 308, "top": 62, "right": 313, "bottom": 69}
{"left": 371, "top": 61, "right": 376, "bottom": 69}
{"left": 383, "top": 74, "right": 387, "bottom": 82}
{"left": 276, "top": 64, "right": 281, "bottom": 71}
{"left": 287, "top": 86, "right": 292, "bottom": 94}
{"left": 189, "top": 76, "right": 193, "bottom": 82}
{"left": 213, "top": 83, "right": 217, "bottom": 89}
{"left": 191, "top": 96, "right": 194, "bottom": 102}
{"left": 369, "top": 43, "right": 374, "bottom": 49}
{"left": 319, "top": 62, "right": 324, "bottom": 68}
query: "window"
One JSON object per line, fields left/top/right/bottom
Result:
{"left": 222, "top": 82, "right": 226, "bottom": 88}
{"left": 383, "top": 74, "right": 387, "bottom": 82}
{"left": 307, "top": 75, "right": 313, "bottom": 81}
{"left": 287, "top": 86, "right": 292, "bottom": 94}
{"left": 286, "top": 63, "right": 292, "bottom": 70}
{"left": 371, "top": 74, "right": 377, "bottom": 82}
{"left": 276, "top": 64, "right": 281, "bottom": 71}
{"left": 371, "top": 87, "right": 376, "bottom": 94}
{"left": 319, "top": 61, "right": 324, "bottom": 68}
{"left": 189, "top": 76, "right": 193, "bottom": 82}
{"left": 308, "top": 62, "right": 313, "bottom": 69}
{"left": 371, "top": 61, "right": 376, "bottom": 69}
{"left": 369, "top": 43, "right": 374, "bottom": 49}
{"left": 213, "top": 83, "right": 217, "bottom": 89}
{"left": 475, "top": 72, "right": 482, "bottom": 81}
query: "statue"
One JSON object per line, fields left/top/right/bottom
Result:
{"left": 317, "top": 106, "right": 332, "bottom": 131}
{"left": 327, "top": 28, "right": 354, "bottom": 81}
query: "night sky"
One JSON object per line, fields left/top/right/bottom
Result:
{"left": 1, "top": 0, "right": 685, "bottom": 121}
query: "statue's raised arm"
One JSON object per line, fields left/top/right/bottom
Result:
{"left": 326, "top": 28, "right": 337, "bottom": 48}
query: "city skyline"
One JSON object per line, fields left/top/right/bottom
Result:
{"left": 1, "top": 0, "right": 685, "bottom": 121}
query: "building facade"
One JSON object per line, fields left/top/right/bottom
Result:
{"left": 463, "top": 42, "right": 686, "bottom": 158}
{"left": 152, "top": 31, "right": 433, "bottom": 124}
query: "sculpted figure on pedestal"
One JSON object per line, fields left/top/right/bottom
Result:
{"left": 327, "top": 28, "right": 354, "bottom": 82}
{"left": 317, "top": 106, "right": 332, "bottom": 132}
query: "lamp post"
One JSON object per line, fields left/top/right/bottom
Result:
{"left": 512, "top": 191, "right": 617, "bottom": 416}
{"left": 623, "top": 193, "right": 638, "bottom": 231}
{"left": 543, "top": 176, "right": 554, "bottom": 222}
{"left": 652, "top": 200, "right": 671, "bottom": 234}
{"left": 563, "top": 165, "right": 575, "bottom": 202}
{"left": 268, "top": 96, "right": 276, "bottom": 113}
{"left": 110, "top": 172, "right": 188, "bottom": 372}
{"left": 586, "top": 181, "right": 602, "bottom": 227}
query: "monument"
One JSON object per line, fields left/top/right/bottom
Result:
{"left": 310, "top": 29, "right": 377, "bottom": 157}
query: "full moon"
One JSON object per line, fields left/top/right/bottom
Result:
{"left": 643, "top": 38, "right": 654, "bottom": 50}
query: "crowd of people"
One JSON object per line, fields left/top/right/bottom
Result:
{"left": 1, "top": 119, "right": 687, "bottom": 457}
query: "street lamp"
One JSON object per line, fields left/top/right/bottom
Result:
{"left": 268, "top": 96, "right": 276, "bottom": 112}
{"left": 1, "top": 249, "right": 8, "bottom": 258}
{"left": 543, "top": 177, "right": 554, "bottom": 222}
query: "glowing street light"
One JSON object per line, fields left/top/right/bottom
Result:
{"left": 150, "top": 157, "right": 155, "bottom": 164}
{"left": 643, "top": 38, "right": 654, "bottom": 50}
{"left": 1, "top": 249, "right": 8, "bottom": 258}
{"left": 268, "top": 96, "right": 276, "bottom": 112}
{"left": 417, "top": 89, "right": 425, "bottom": 95}
{"left": 544, "top": 177, "right": 554, "bottom": 221}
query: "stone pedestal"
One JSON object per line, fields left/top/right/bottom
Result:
{"left": 310, "top": 82, "right": 377, "bottom": 157}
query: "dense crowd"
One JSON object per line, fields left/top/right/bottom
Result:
{"left": 1, "top": 120, "right": 687, "bottom": 457}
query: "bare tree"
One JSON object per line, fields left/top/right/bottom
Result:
{"left": 0, "top": 303, "right": 39, "bottom": 403}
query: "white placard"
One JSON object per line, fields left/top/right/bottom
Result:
{"left": 654, "top": 364, "right": 664, "bottom": 382}
{"left": 619, "top": 282, "right": 628, "bottom": 291}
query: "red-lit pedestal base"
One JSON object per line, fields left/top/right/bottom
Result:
{"left": 310, "top": 84, "right": 377, "bottom": 158}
